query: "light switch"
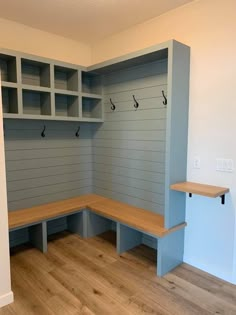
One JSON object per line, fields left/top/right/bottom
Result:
{"left": 216, "top": 158, "right": 234, "bottom": 172}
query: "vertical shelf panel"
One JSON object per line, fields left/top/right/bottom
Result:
{"left": 23, "top": 90, "right": 51, "bottom": 116}
{"left": 0, "top": 54, "right": 17, "bottom": 83}
{"left": 54, "top": 66, "right": 78, "bottom": 91}
{"left": 21, "top": 59, "right": 50, "bottom": 87}
{"left": 164, "top": 41, "right": 190, "bottom": 229}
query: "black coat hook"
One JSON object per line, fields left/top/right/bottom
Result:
{"left": 75, "top": 126, "right": 80, "bottom": 138}
{"left": 41, "top": 125, "right": 46, "bottom": 138}
{"left": 110, "top": 98, "right": 116, "bottom": 111}
{"left": 162, "top": 90, "right": 167, "bottom": 105}
{"left": 133, "top": 95, "right": 139, "bottom": 110}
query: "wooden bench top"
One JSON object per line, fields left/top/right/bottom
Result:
{"left": 88, "top": 198, "right": 186, "bottom": 237}
{"left": 8, "top": 194, "right": 106, "bottom": 230}
{"left": 9, "top": 194, "right": 186, "bottom": 237}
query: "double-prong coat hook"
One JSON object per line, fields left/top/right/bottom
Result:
{"left": 75, "top": 126, "right": 80, "bottom": 138}
{"left": 41, "top": 125, "right": 46, "bottom": 138}
{"left": 133, "top": 95, "right": 139, "bottom": 110}
{"left": 110, "top": 98, "right": 116, "bottom": 111}
{"left": 162, "top": 90, "right": 167, "bottom": 106}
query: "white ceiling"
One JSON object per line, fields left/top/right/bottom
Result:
{"left": 0, "top": 0, "right": 194, "bottom": 44}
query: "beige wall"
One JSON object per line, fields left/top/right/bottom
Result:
{"left": 0, "top": 18, "right": 91, "bottom": 66}
{"left": 91, "top": 0, "right": 236, "bottom": 63}
{"left": 92, "top": 0, "right": 236, "bottom": 283}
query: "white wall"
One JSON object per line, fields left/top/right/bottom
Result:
{"left": 0, "top": 83, "right": 13, "bottom": 307}
{"left": 91, "top": 0, "right": 236, "bottom": 283}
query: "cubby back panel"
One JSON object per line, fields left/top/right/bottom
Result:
{"left": 92, "top": 59, "right": 167, "bottom": 214}
{"left": 5, "top": 119, "right": 93, "bottom": 211}
{"left": 5, "top": 119, "right": 93, "bottom": 246}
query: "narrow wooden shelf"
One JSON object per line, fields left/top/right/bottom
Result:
{"left": 170, "top": 181, "right": 229, "bottom": 204}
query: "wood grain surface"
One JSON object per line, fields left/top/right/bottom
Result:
{"left": 9, "top": 194, "right": 186, "bottom": 237}
{"left": 1, "top": 231, "right": 236, "bottom": 315}
{"left": 170, "top": 181, "right": 229, "bottom": 198}
{"left": 88, "top": 198, "right": 186, "bottom": 237}
{"left": 9, "top": 194, "right": 106, "bottom": 230}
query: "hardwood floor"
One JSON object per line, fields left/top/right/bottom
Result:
{"left": 1, "top": 231, "right": 236, "bottom": 315}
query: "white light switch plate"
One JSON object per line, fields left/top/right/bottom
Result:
{"left": 216, "top": 158, "right": 234, "bottom": 172}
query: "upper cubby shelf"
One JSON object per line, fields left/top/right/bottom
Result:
{"left": 55, "top": 93, "right": 79, "bottom": 118}
{"left": 21, "top": 59, "right": 50, "bottom": 88}
{"left": 0, "top": 54, "right": 17, "bottom": 83}
{"left": 54, "top": 65, "right": 78, "bottom": 92}
{"left": 170, "top": 181, "right": 230, "bottom": 205}
{"left": 22, "top": 89, "right": 51, "bottom": 116}
{"left": 82, "top": 96, "right": 102, "bottom": 120}
{"left": 0, "top": 49, "right": 103, "bottom": 122}
{"left": 82, "top": 71, "right": 102, "bottom": 95}
{"left": 1, "top": 40, "right": 183, "bottom": 123}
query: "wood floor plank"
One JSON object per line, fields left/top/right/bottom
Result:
{"left": 49, "top": 232, "right": 117, "bottom": 268}
{"left": 125, "top": 293, "right": 172, "bottom": 315}
{"left": 8, "top": 268, "right": 55, "bottom": 315}
{"left": 173, "top": 263, "right": 236, "bottom": 306}
{"left": 49, "top": 264, "right": 133, "bottom": 315}
{"left": 1, "top": 231, "right": 236, "bottom": 315}
{"left": 106, "top": 260, "right": 212, "bottom": 315}
{"left": 48, "top": 242, "right": 137, "bottom": 304}
{"left": 162, "top": 273, "right": 236, "bottom": 314}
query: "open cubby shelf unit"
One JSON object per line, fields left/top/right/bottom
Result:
{"left": 0, "top": 50, "right": 103, "bottom": 122}
{"left": 4, "top": 40, "right": 191, "bottom": 275}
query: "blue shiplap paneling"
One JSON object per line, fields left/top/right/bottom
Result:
{"left": 5, "top": 119, "right": 93, "bottom": 246}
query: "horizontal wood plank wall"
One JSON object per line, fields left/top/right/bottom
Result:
{"left": 92, "top": 60, "right": 167, "bottom": 248}
{"left": 4, "top": 119, "right": 93, "bottom": 246}
{"left": 92, "top": 59, "right": 167, "bottom": 216}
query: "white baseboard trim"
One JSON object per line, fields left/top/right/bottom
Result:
{"left": 0, "top": 291, "right": 14, "bottom": 308}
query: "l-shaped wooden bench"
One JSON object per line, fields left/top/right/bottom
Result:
{"left": 8, "top": 194, "right": 186, "bottom": 276}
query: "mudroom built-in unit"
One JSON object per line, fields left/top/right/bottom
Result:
{"left": 1, "top": 39, "right": 190, "bottom": 275}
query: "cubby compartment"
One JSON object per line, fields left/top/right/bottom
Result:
{"left": 1, "top": 87, "right": 18, "bottom": 114}
{"left": 9, "top": 227, "right": 29, "bottom": 248}
{"left": 82, "top": 71, "right": 101, "bottom": 95}
{"left": 0, "top": 54, "right": 17, "bottom": 83}
{"left": 82, "top": 96, "right": 102, "bottom": 119}
{"left": 23, "top": 89, "right": 51, "bottom": 115}
{"left": 54, "top": 66, "right": 78, "bottom": 91}
{"left": 47, "top": 217, "right": 68, "bottom": 236}
{"left": 47, "top": 212, "right": 84, "bottom": 239}
{"left": 55, "top": 93, "right": 79, "bottom": 117}
{"left": 21, "top": 59, "right": 50, "bottom": 87}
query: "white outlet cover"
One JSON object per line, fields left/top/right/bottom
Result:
{"left": 193, "top": 157, "right": 200, "bottom": 169}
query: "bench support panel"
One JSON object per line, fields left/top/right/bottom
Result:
{"left": 85, "top": 211, "right": 112, "bottom": 238}
{"left": 29, "top": 221, "right": 47, "bottom": 253}
{"left": 157, "top": 228, "right": 184, "bottom": 276}
{"left": 117, "top": 223, "right": 142, "bottom": 254}
{"left": 67, "top": 211, "right": 84, "bottom": 237}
